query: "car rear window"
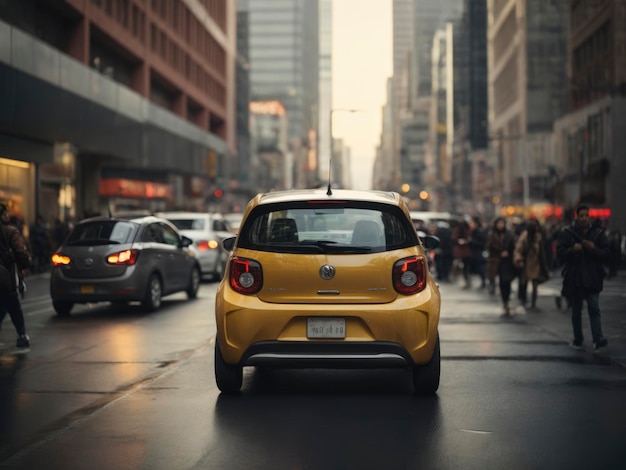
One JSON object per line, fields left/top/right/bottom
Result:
{"left": 238, "top": 203, "right": 418, "bottom": 253}
{"left": 168, "top": 218, "right": 206, "bottom": 230}
{"left": 66, "top": 221, "right": 136, "bottom": 246}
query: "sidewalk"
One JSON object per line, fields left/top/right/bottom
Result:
{"left": 442, "top": 269, "right": 626, "bottom": 368}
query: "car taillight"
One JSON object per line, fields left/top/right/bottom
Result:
{"left": 229, "top": 257, "right": 263, "bottom": 295}
{"left": 392, "top": 256, "right": 427, "bottom": 295}
{"left": 51, "top": 253, "right": 71, "bottom": 266}
{"left": 107, "top": 249, "right": 139, "bottom": 266}
{"left": 197, "top": 240, "right": 219, "bottom": 250}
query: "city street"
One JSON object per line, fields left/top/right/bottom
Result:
{"left": 0, "top": 270, "right": 625, "bottom": 469}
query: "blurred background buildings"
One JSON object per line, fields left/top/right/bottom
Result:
{"left": 0, "top": 0, "right": 624, "bottom": 235}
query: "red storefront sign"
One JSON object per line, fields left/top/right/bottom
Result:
{"left": 99, "top": 178, "right": 173, "bottom": 200}
{"left": 588, "top": 208, "right": 611, "bottom": 218}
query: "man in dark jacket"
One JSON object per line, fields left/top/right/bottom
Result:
{"left": 556, "top": 204, "right": 609, "bottom": 351}
{"left": 0, "top": 204, "right": 32, "bottom": 347}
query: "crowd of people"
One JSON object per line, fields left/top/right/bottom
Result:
{"left": 426, "top": 205, "right": 623, "bottom": 351}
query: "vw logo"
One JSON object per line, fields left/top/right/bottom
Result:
{"left": 319, "top": 264, "right": 336, "bottom": 280}
{"left": 84, "top": 258, "right": 94, "bottom": 267}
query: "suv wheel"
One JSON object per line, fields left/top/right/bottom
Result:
{"left": 186, "top": 266, "right": 201, "bottom": 299}
{"left": 214, "top": 340, "right": 242, "bottom": 393}
{"left": 413, "top": 333, "right": 440, "bottom": 395}
{"left": 53, "top": 301, "right": 73, "bottom": 316}
{"left": 142, "top": 274, "right": 162, "bottom": 312}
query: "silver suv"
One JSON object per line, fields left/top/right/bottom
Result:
{"left": 156, "top": 212, "right": 234, "bottom": 280}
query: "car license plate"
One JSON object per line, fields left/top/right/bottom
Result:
{"left": 80, "top": 285, "right": 94, "bottom": 294}
{"left": 307, "top": 317, "right": 345, "bottom": 338}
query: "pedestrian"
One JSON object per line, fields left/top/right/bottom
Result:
{"left": 487, "top": 217, "right": 517, "bottom": 316}
{"left": 468, "top": 216, "right": 488, "bottom": 289}
{"left": 452, "top": 219, "right": 472, "bottom": 289}
{"left": 556, "top": 203, "right": 610, "bottom": 351}
{"left": 29, "top": 214, "right": 51, "bottom": 273}
{"left": 53, "top": 217, "right": 70, "bottom": 250}
{"left": 485, "top": 220, "right": 501, "bottom": 295}
{"left": 0, "top": 203, "right": 32, "bottom": 347}
{"left": 513, "top": 218, "right": 550, "bottom": 311}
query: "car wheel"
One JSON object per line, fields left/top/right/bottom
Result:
{"left": 214, "top": 340, "right": 242, "bottom": 393}
{"left": 141, "top": 273, "right": 162, "bottom": 312}
{"left": 186, "top": 265, "right": 201, "bottom": 299}
{"left": 53, "top": 301, "right": 73, "bottom": 316}
{"left": 413, "top": 333, "right": 440, "bottom": 395}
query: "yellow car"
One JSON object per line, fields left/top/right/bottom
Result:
{"left": 215, "top": 189, "right": 441, "bottom": 394}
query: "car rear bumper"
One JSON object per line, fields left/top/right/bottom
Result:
{"left": 50, "top": 268, "right": 146, "bottom": 303}
{"left": 240, "top": 341, "right": 414, "bottom": 368}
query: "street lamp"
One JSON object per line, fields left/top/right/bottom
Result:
{"left": 329, "top": 108, "right": 363, "bottom": 191}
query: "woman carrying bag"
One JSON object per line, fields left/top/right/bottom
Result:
{"left": 514, "top": 218, "right": 550, "bottom": 311}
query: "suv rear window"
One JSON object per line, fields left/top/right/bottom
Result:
{"left": 66, "top": 221, "right": 136, "bottom": 246}
{"left": 238, "top": 203, "right": 417, "bottom": 253}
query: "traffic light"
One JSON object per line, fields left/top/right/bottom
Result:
{"left": 213, "top": 188, "right": 224, "bottom": 199}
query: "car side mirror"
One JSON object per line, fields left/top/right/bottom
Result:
{"left": 420, "top": 235, "right": 440, "bottom": 251}
{"left": 222, "top": 236, "right": 236, "bottom": 251}
{"left": 181, "top": 235, "right": 193, "bottom": 248}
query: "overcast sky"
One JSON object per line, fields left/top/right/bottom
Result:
{"left": 332, "top": 0, "right": 392, "bottom": 190}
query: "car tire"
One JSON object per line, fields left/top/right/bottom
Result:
{"left": 186, "top": 265, "right": 201, "bottom": 299}
{"left": 214, "top": 340, "right": 242, "bottom": 393}
{"left": 413, "top": 333, "right": 440, "bottom": 395}
{"left": 53, "top": 301, "right": 73, "bottom": 317}
{"left": 141, "top": 273, "right": 162, "bottom": 312}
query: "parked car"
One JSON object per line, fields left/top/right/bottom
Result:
{"left": 50, "top": 215, "right": 201, "bottom": 316}
{"left": 214, "top": 188, "right": 442, "bottom": 394}
{"left": 156, "top": 212, "right": 233, "bottom": 280}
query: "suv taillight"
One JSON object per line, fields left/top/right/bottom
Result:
{"left": 392, "top": 256, "right": 427, "bottom": 295}
{"left": 229, "top": 257, "right": 263, "bottom": 295}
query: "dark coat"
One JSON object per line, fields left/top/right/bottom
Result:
{"left": 491, "top": 229, "right": 517, "bottom": 282}
{"left": 556, "top": 221, "right": 609, "bottom": 297}
{"left": 469, "top": 226, "right": 488, "bottom": 262}
{"left": 452, "top": 223, "right": 471, "bottom": 259}
{"left": 487, "top": 228, "right": 516, "bottom": 282}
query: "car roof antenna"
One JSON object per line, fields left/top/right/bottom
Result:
{"left": 326, "top": 156, "right": 332, "bottom": 196}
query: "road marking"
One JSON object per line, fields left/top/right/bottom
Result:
{"left": 459, "top": 429, "right": 492, "bottom": 435}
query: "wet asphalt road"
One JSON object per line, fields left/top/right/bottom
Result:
{"left": 1, "top": 272, "right": 625, "bottom": 469}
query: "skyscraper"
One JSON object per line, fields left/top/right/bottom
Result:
{"left": 247, "top": 0, "right": 320, "bottom": 161}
